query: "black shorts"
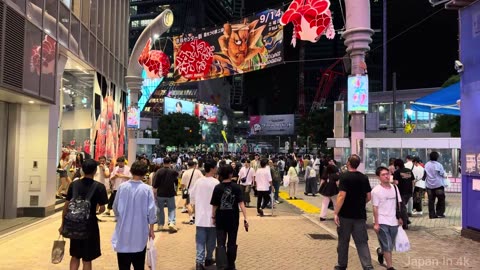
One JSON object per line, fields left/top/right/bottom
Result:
{"left": 58, "top": 170, "right": 68, "bottom": 178}
{"left": 69, "top": 223, "right": 101, "bottom": 261}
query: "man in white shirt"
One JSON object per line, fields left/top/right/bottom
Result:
{"left": 105, "top": 156, "right": 132, "bottom": 216}
{"left": 189, "top": 160, "right": 219, "bottom": 270}
{"left": 238, "top": 159, "right": 255, "bottom": 207}
{"left": 94, "top": 156, "right": 110, "bottom": 186}
{"left": 181, "top": 160, "right": 205, "bottom": 224}
{"left": 404, "top": 155, "right": 415, "bottom": 216}
{"left": 254, "top": 158, "right": 273, "bottom": 217}
{"left": 372, "top": 166, "right": 403, "bottom": 270}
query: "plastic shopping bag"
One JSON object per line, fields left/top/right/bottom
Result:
{"left": 443, "top": 177, "right": 451, "bottom": 187}
{"left": 283, "top": 175, "right": 290, "bottom": 187}
{"left": 395, "top": 226, "right": 411, "bottom": 252}
{"left": 51, "top": 235, "right": 65, "bottom": 264}
{"left": 146, "top": 237, "right": 157, "bottom": 269}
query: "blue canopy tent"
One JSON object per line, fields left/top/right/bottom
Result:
{"left": 411, "top": 82, "right": 460, "bottom": 116}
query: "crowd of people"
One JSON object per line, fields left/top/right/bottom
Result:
{"left": 57, "top": 150, "right": 449, "bottom": 270}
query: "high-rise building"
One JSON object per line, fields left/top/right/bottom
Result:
{"left": 0, "top": 0, "right": 129, "bottom": 218}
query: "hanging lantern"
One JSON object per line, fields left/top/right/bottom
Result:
{"left": 280, "top": 0, "right": 335, "bottom": 47}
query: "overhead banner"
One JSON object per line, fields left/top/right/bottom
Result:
{"left": 173, "top": 8, "right": 284, "bottom": 83}
{"left": 250, "top": 114, "right": 295, "bottom": 135}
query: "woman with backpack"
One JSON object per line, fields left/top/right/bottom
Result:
{"left": 304, "top": 161, "right": 318, "bottom": 196}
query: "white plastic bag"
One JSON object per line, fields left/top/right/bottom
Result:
{"left": 283, "top": 175, "right": 290, "bottom": 187}
{"left": 146, "top": 237, "right": 157, "bottom": 269}
{"left": 443, "top": 177, "right": 451, "bottom": 187}
{"left": 395, "top": 226, "right": 411, "bottom": 252}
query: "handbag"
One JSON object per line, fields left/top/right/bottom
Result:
{"left": 51, "top": 235, "right": 65, "bottom": 264}
{"left": 146, "top": 237, "right": 157, "bottom": 269}
{"left": 240, "top": 168, "right": 250, "bottom": 183}
{"left": 182, "top": 169, "right": 195, "bottom": 199}
{"left": 395, "top": 226, "right": 411, "bottom": 252}
{"left": 283, "top": 175, "right": 290, "bottom": 187}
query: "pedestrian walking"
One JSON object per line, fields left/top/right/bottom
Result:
{"left": 211, "top": 165, "right": 248, "bottom": 270}
{"left": 269, "top": 159, "right": 282, "bottom": 204}
{"left": 181, "top": 160, "right": 204, "bottom": 225}
{"left": 287, "top": 160, "right": 300, "bottom": 200}
{"left": 152, "top": 157, "right": 179, "bottom": 232}
{"left": 372, "top": 166, "right": 403, "bottom": 270}
{"left": 112, "top": 161, "right": 157, "bottom": 270}
{"left": 105, "top": 156, "right": 131, "bottom": 216}
{"left": 304, "top": 160, "right": 318, "bottom": 196}
{"left": 254, "top": 158, "right": 273, "bottom": 217}
{"left": 424, "top": 151, "right": 447, "bottom": 219}
{"left": 59, "top": 159, "right": 109, "bottom": 270}
{"left": 334, "top": 154, "right": 374, "bottom": 270}
{"left": 319, "top": 164, "right": 339, "bottom": 221}
{"left": 393, "top": 159, "right": 414, "bottom": 229}
{"left": 190, "top": 160, "right": 220, "bottom": 270}
{"left": 238, "top": 159, "right": 254, "bottom": 207}
{"left": 411, "top": 157, "right": 426, "bottom": 215}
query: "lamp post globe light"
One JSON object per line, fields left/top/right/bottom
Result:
{"left": 222, "top": 115, "right": 228, "bottom": 127}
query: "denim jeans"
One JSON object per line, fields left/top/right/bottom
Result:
{"left": 273, "top": 181, "right": 280, "bottom": 201}
{"left": 426, "top": 186, "right": 445, "bottom": 217}
{"left": 156, "top": 196, "right": 176, "bottom": 226}
{"left": 196, "top": 227, "right": 216, "bottom": 264}
{"left": 336, "top": 217, "right": 374, "bottom": 270}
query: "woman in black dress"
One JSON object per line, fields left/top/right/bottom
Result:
{"left": 319, "top": 165, "right": 340, "bottom": 221}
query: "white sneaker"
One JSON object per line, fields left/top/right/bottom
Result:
{"left": 275, "top": 200, "right": 280, "bottom": 204}
{"left": 181, "top": 208, "right": 188, "bottom": 213}
{"left": 168, "top": 223, "right": 178, "bottom": 232}
{"left": 417, "top": 211, "right": 423, "bottom": 215}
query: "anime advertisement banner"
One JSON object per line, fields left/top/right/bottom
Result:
{"left": 173, "top": 8, "right": 284, "bottom": 83}
{"left": 249, "top": 114, "right": 295, "bottom": 135}
{"left": 164, "top": 97, "right": 195, "bottom": 115}
{"left": 195, "top": 103, "right": 218, "bottom": 123}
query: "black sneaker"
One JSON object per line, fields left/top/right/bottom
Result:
{"left": 377, "top": 247, "right": 384, "bottom": 265}
{"left": 258, "top": 209, "right": 264, "bottom": 217}
{"left": 320, "top": 218, "right": 326, "bottom": 221}
{"left": 205, "top": 259, "right": 215, "bottom": 267}
{"left": 195, "top": 263, "right": 205, "bottom": 270}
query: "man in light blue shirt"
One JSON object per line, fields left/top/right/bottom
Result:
{"left": 112, "top": 161, "right": 157, "bottom": 270}
{"left": 424, "top": 151, "right": 447, "bottom": 219}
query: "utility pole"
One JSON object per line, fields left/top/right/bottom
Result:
{"left": 343, "top": 0, "right": 374, "bottom": 172}
{"left": 383, "top": 0, "right": 387, "bottom": 92}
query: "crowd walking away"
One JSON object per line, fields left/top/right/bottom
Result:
{"left": 55, "top": 151, "right": 446, "bottom": 269}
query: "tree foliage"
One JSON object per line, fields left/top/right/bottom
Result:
{"left": 298, "top": 108, "right": 334, "bottom": 145}
{"left": 433, "top": 75, "right": 460, "bottom": 137}
{"left": 157, "top": 113, "right": 201, "bottom": 146}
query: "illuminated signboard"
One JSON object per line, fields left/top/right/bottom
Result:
{"left": 195, "top": 103, "right": 218, "bottom": 123}
{"left": 164, "top": 97, "right": 195, "bottom": 115}
{"left": 347, "top": 75, "right": 369, "bottom": 112}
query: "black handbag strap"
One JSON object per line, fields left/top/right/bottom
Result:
{"left": 393, "top": 184, "right": 400, "bottom": 214}
{"left": 187, "top": 169, "right": 195, "bottom": 190}
{"left": 246, "top": 168, "right": 250, "bottom": 177}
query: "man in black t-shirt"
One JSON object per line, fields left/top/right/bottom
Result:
{"left": 334, "top": 155, "right": 374, "bottom": 270}
{"left": 153, "top": 157, "right": 179, "bottom": 232}
{"left": 211, "top": 165, "right": 248, "bottom": 270}
{"left": 393, "top": 159, "right": 414, "bottom": 229}
{"left": 59, "top": 159, "right": 109, "bottom": 270}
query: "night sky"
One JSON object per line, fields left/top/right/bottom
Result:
{"left": 241, "top": 0, "right": 459, "bottom": 114}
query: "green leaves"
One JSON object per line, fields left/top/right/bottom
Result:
{"left": 157, "top": 113, "right": 202, "bottom": 146}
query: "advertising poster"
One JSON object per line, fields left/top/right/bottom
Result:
{"left": 173, "top": 8, "right": 284, "bottom": 83}
{"left": 348, "top": 75, "right": 369, "bottom": 112}
{"left": 195, "top": 103, "right": 218, "bottom": 123}
{"left": 466, "top": 153, "right": 476, "bottom": 174}
{"left": 127, "top": 106, "right": 140, "bottom": 129}
{"left": 249, "top": 114, "right": 294, "bottom": 135}
{"left": 164, "top": 97, "right": 195, "bottom": 115}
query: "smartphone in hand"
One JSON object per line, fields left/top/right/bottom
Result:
{"left": 244, "top": 220, "right": 249, "bottom": 232}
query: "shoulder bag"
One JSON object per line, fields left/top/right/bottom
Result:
{"left": 393, "top": 184, "right": 401, "bottom": 220}
{"left": 182, "top": 169, "right": 195, "bottom": 199}
{"left": 240, "top": 168, "right": 250, "bottom": 183}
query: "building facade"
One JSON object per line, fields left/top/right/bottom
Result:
{"left": 0, "top": 0, "right": 129, "bottom": 218}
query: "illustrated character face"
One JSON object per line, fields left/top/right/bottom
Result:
{"left": 218, "top": 20, "right": 266, "bottom": 68}
{"left": 253, "top": 124, "right": 262, "bottom": 133}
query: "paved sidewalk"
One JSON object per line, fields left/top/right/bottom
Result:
{"left": 281, "top": 183, "right": 480, "bottom": 270}
{"left": 0, "top": 195, "right": 372, "bottom": 270}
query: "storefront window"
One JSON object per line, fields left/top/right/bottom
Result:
{"left": 70, "top": 14, "right": 80, "bottom": 54}
{"left": 44, "top": 0, "right": 57, "bottom": 37}
{"left": 24, "top": 22, "right": 42, "bottom": 95}
{"left": 81, "top": 0, "right": 89, "bottom": 25}
{"left": 379, "top": 148, "right": 401, "bottom": 167}
{"left": 366, "top": 148, "right": 380, "bottom": 173}
{"left": 27, "top": 0, "right": 44, "bottom": 27}
{"left": 58, "top": 2, "right": 69, "bottom": 47}
{"left": 61, "top": 59, "right": 94, "bottom": 156}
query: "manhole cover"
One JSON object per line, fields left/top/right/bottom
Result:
{"left": 307, "top": 233, "right": 335, "bottom": 240}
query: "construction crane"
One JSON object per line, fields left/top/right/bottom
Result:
{"left": 310, "top": 58, "right": 345, "bottom": 113}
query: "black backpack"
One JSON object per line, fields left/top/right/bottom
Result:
{"left": 62, "top": 182, "right": 98, "bottom": 239}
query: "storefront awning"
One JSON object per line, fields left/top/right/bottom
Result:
{"left": 411, "top": 82, "right": 460, "bottom": 116}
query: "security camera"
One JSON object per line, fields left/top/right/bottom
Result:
{"left": 455, "top": 60, "right": 464, "bottom": 73}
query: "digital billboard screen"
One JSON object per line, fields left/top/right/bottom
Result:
{"left": 195, "top": 103, "right": 218, "bottom": 123}
{"left": 347, "top": 75, "right": 369, "bottom": 112}
{"left": 127, "top": 106, "right": 140, "bottom": 129}
{"left": 249, "top": 114, "right": 294, "bottom": 135}
{"left": 164, "top": 97, "right": 195, "bottom": 115}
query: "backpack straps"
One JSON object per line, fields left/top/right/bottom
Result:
{"left": 85, "top": 182, "right": 98, "bottom": 202}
